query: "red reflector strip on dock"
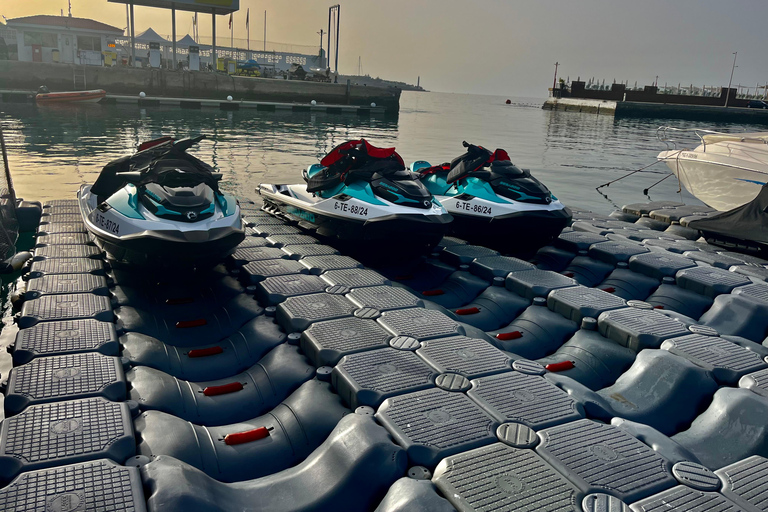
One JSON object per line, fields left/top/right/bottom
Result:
{"left": 563, "top": 272, "right": 575, "bottom": 278}
{"left": 546, "top": 361, "right": 575, "bottom": 372}
{"left": 602, "top": 287, "right": 616, "bottom": 293}
{"left": 455, "top": 307, "right": 480, "bottom": 315}
{"left": 176, "top": 318, "right": 208, "bottom": 328}
{"left": 166, "top": 297, "right": 194, "bottom": 305}
{"left": 654, "top": 305, "right": 665, "bottom": 309}
{"left": 224, "top": 426, "right": 270, "bottom": 445}
{"left": 187, "top": 346, "right": 224, "bottom": 358}
{"left": 422, "top": 289, "right": 444, "bottom": 296}
{"left": 496, "top": 331, "right": 523, "bottom": 341}
{"left": 203, "top": 382, "right": 244, "bottom": 396}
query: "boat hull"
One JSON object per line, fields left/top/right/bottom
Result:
{"left": 36, "top": 90, "right": 106, "bottom": 104}
{"left": 659, "top": 147, "right": 768, "bottom": 211}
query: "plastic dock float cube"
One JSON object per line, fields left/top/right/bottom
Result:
{"left": 629, "top": 486, "right": 741, "bottom": 512}
{"left": 347, "top": 285, "right": 423, "bottom": 311}
{"left": 555, "top": 230, "right": 609, "bottom": 252}
{"left": 333, "top": 348, "right": 437, "bottom": 408}
{"left": 716, "top": 456, "right": 768, "bottom": 512}
{"left": 37, "top": 222, "right": 86, "bottom": 235}
{"left": 18, "top": 294, "right": 113, "bottom": 329}
{"left": 255, "top": 274, "right": 329, "bottom": 306}
{"left": 536, "top": 419, "right": 676, "bottom": 503}
{"left": 0, "top": 459, "right": 146, "bottom": 512}
{"left": 35, "top": 232, "right": 93, "bottom": 247}
{"left": 240, "top": 258, "right": 310, "bottom": 283}
{"left": 299, "top": 255, "right": 364, "bottom": 274}
{"left": 229, "top": 246, "right": 288, "bottom": 266}
{"left": 28, "top": 257, "right": 104, "bottom": 278}
{"left": 301, "top": 316, "right": 393, "bottom": 367}
{"left": 433, "top": 443, "right": 582, "bottom": 512}
{"left": 249, "top": 224, "right": 302, "bottom": 236}
{"left": 662, "top": 334, "right": 768, "bottom": 385}
{"left": 675, "top": 267, "right": 751, "bottom": 299}
{"left": 628, "top": 252, "right": 697, "bottom": 280}
{"left": 33, "top": 244, "right": 101, "bottom": 259}
{"left": 598, "top": 308, "right": 690, "bottom": 351}
{"left": 13, "top": 319, "right": 119, "bottom": 365}
{"left": 4, "top": 353, "right": 126, "bottom": 415}
{"left": 25, "top": 274, "right": 110, "bottom": 298}
{"left": 321, "top": 268, "right": 391, "bottom": 288}
{"left": 547, "top": 286, "right": 627, "bottom": 323}
{"left": 468, "top": 371, "right": 584, "bottom": 429}
{"left": 468, "top": 255, "right": 535, "bottom": 280}
{"left": 505, "top": 269, "right": 578, "bottom": 300}
{"left": 440, "top": 245, "right": 499, "bottom": 267}
{"left": 0, "top": 397, "right": 135, "bottom": 484}
{"left": 280, "top": 243, "right": 339, "bottom": 259}
{"left": 276, "top": 293, "right": 358, "bottom": 332}
{"left": 264, "top": 234, "right": 318, "bottom": 247}
{"left": 378, "top": 308, "right": 465, "bottom": 340}
{"left": 416, "top": 336, "right": 511, "bottom": 379}
{"left": 588, "top": 240, "right": 650, "bottom": 265}
{"left": 376, "top": 387, "right": 498, "bottom": 467}
{"left": 39, "top": 213, "right": 83, "bottom": 224}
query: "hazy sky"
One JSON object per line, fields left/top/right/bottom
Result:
{"left": 4, "top": 0, "right": 768, "bottom": 97}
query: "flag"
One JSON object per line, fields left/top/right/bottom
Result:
{"left": 229, "top": 13, "right": 232, "bottom": 29}
{"left": 245, "top": 8, "right": 249, "bottom": 29}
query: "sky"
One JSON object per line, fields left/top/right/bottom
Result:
{"left": 3, "top": 0, "right": 768, "bottom": 97}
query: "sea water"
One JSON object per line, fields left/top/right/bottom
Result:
{"left": 2, "top": 91, "right": 766, "bottom": 213}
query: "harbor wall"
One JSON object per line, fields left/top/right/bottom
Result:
{"left": 567, "top": 81, "right": 749, "bottom": 108}
{"left": 0, "top": 61, "right": 401, "bottom": 113}
{"left": 615, "top": 102, "right": 768, "bottom": 124}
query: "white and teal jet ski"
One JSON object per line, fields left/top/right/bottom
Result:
{"left": 259, "top": 139, "right": 452, "bottom": 255}
{"left": 78, "top": 135, "right": 244, "bottom": 267}
{"left": 415, "top": 141, "right": 571, "bottom": 254}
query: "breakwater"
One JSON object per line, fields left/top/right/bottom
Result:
{"left": 0, "top": 61, "right": 401, "bottom": 113}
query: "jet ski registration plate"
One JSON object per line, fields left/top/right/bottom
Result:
{"left": 93, "top": 212, "right": 120, "bottom": 235}
{"left": 454, "top": 200, "right": 492, "bottom": 216}
{"left": 333, "top": 201, "right": 369, "bottom": 217}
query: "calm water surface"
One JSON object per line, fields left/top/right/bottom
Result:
{"left": 2, "top": 92, "right": 766, "bottom": 213}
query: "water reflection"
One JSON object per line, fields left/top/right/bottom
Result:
{"left": 2, "top": 92, "right": 766, "bottom": 213}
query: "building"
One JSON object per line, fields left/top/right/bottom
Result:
{"left": 5, "top": 15, "right": 124, "bottom": 65}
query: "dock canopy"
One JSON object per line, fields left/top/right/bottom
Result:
{"left": 135, "top": 28, "right": 171, "bottom": 44}
{"left": 176, "top": 34, "right": 197, "bottom": 47}
{"left": 107, "top": 0, "right": 239, "bottom": 15}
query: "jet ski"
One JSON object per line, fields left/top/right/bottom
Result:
{"left": 258, "top": 139, "right": 452, "bottom": 257}
{"left": 78, "top": 135, "right": 244, "bottom": 267}
{"left": 415, "top": 141, "right": 571, "bottom": 254}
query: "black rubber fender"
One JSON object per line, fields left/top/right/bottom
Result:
{"left": 134, "top": 379, "right": 349, "bottom": 482}
{"left": 127, "top": 343, "right": 315, "bottom": 425}
{"left": 141, "top": 413, "right": 407, "bottom": 512}
{"left": 120, "top": 314, "right": 286, "bottom": 380}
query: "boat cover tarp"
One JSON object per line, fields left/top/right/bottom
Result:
{"left": 702, "top": 132, "right": 768, "bottom": 145}
{"left": 688, "top": 184, "right": 768, "bottom": 249}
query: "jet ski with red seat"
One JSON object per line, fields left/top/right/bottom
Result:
{"left": 258, "top": 139, "right": 452, "bottom": 256}
{"left": 415, "top": 141, "right": 571, "bottom": 254}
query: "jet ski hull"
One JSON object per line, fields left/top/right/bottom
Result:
{"left": 259, "top": 184, "right": 452, "bottom": 257}
{"left": 78, "top": 184, "right": 244, "bottom": 268}
{"left": 447, "top": 208, "right": 572, "bottom": 254}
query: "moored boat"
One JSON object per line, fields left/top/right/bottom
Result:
{"left": 35, "top": 87, "right": 106, "bottom": 104}
{"left": 657, "top": 127, "right": 768, "bottom": 211}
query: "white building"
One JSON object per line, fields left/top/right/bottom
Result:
{"left": 6, "top": 15, "right": 124, "bottom": 65}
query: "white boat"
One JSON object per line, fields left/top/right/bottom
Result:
{"left": 657, "top": 127, "right": 768, "bottom": 211}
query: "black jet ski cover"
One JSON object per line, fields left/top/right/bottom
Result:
{"left": 688, "top": 184, "right": 768, "bottom": 251}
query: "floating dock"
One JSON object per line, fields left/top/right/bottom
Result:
{"left": 0, "top": 90, "right": 386, "bottom": 115}
{"left": 1, "top": 197, "right": 768, "bottom": 511}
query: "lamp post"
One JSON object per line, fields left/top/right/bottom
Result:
{"left": 725, "top": 52, "right": 737, "bottom": 108}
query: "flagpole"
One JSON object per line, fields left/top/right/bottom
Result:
{"left": 246, "top": 9, "right": 249, "bottom": 51}
{"left": 230, "top": 14, "right": 233, "bottom": 52}
{"left": 263, "top": 11, "right": 266, "bottom": 52}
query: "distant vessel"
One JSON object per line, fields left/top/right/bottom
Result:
{"left": 35, "top": 88, "right": 106, "bottom": 104}
{"left": 657, "top": 127, "right": 768, "bottom": 211}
